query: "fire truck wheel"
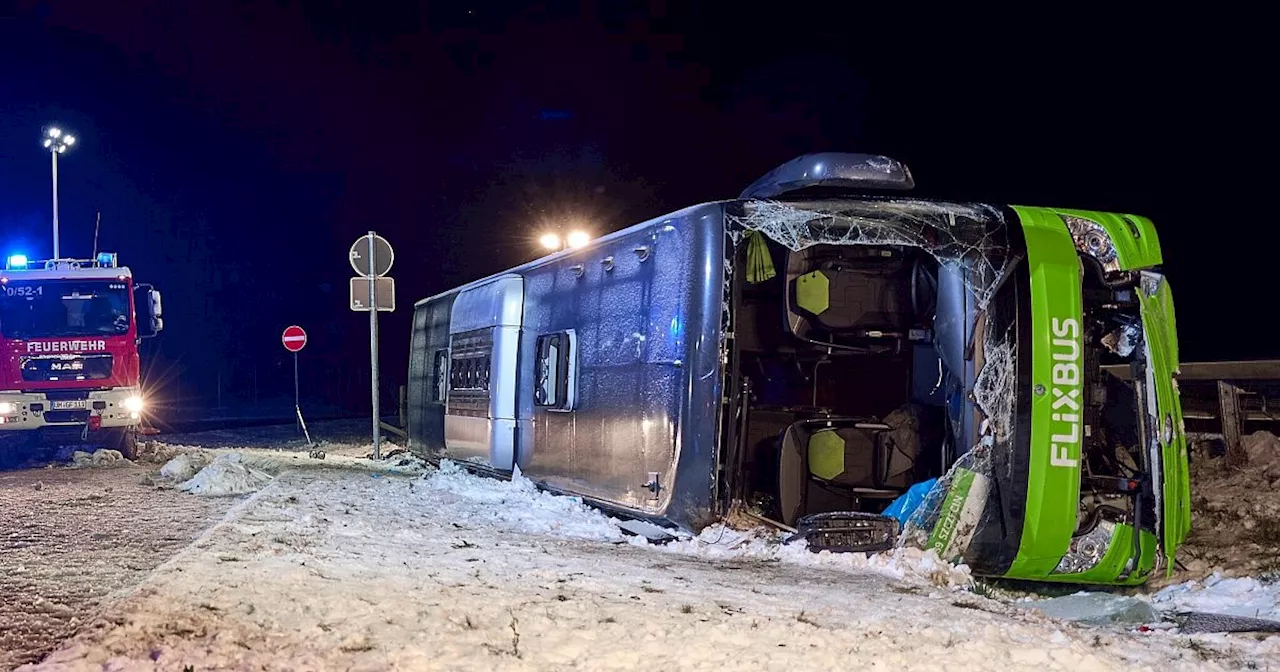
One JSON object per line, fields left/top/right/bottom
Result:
{"left": 0, "top": 432, "right": 38, "bottom": 469}
{"left": 112, "top": 429, "right": 139, "bottom": 461}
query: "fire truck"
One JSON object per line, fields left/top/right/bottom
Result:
{"left": 0, "top": 253, "right": 162, "bottom": 460}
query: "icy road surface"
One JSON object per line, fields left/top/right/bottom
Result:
{"left": 0, "top": 462, "right": 236, "bottom": 669}
{"left": 18, "top": 449, "right": 1275, "bottom": 671}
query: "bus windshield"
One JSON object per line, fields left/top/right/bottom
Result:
{"left": 0, "top": 280, "right": 132, "bottom": 339}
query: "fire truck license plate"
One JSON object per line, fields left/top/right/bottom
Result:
{"left": 51, "top": 400, "right": 87, "bottom": 410}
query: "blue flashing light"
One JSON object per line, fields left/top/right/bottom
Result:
{"left": 96, "top": 252, "right": 118, "bottom": 268}
{"left": 7, "top": 255, "right": 27, "bottom": 269}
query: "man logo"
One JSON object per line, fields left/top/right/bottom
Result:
{"left": 1049, "top": 317, "right": 1082, "bottom": 469}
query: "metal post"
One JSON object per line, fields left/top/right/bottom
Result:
{"left": 369, "top": 231, "right": 381, "bottom": 459}
{"left": 1218, "top": 380, "right": 1247, "bottom": 468}
{"left": 51, "top": 150, "right": 60, "bottom": 259}
{"left": 294, "top": 351, "right": 313, "bottom": 445}
{"left": 399, "top": 384, "right": 407, "bottom": 429}
{"left": 294, "top": 352, "right": 301, "bottom": 432}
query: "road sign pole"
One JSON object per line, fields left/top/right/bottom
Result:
{"left": 348, "top": 232, "right": 392, "bottom": 459}
{"left": 368, "top": 230, "right": 381, "bottom": 459}
{"left": 282, "top": 325, "right": 313, "bottom": 446}
{"left": 293, "top": 351, "right": 313, "bottom": 445}
{"left": 294, "top": 351, "right": 301, "bottom": 432}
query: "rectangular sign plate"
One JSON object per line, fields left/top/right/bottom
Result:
{"left": 51, "top": 399, "right": 88, "bottom": 410}
{"left": 349, "top": 277, "right": 395, "bottom": 312}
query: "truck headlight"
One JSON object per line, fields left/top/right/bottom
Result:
{"left": 123, "top": 396, "right": 145, "bottom": 414}
{"left": 0, "top": 402, "right": 15, "bottom": 414}
{"left": 1060, "top": 214, "right": 1120, "bottom": 274}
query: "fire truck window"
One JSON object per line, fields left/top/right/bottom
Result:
{"left": 0, "top": 281, "right": 131, "bottom": 339}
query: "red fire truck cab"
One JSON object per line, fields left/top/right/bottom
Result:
{"left": 0, "top": 253, "right": 162, "bottom": 460}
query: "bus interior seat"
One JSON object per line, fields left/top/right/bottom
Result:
{"left": 776, "top": 416, "right": 923, "bottom": 527}
{"left": 786, "top": 247, "right": 916, "bottom": 351}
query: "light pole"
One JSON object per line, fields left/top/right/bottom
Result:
{"left": 42, "top": 127, "right": 76, "bottom": 260}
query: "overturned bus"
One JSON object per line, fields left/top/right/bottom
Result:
{"left": 406, "top": 153, "right": 1189, "bottom": 586}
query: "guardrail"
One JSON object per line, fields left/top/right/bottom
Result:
{"left": 1105, "top": 359, "right": 1280, "bottom": 467}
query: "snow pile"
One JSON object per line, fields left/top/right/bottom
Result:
{"left": 358, "top": 441, "right": 408, "bottom": 458}
{"left": 135, "top": 440, "right": 189, "bottom": 465}
{"left": 159, "top": 453, "right": 208, "bottom": 481}
{"left": 420, "top": 460, "right": 972, "bottom": 589}
{"left": 153, "top": 441, "right": 428, "bottom": 498}
{"left": 1153, "top": 572, "right": 1280, "bottom": 621}
{"left": 643, "top": 523, "right": 973, "bottom": 589}
{"left": 69, "top": 449, "right": 129, "bottom": 468}
{"left": 176, "top": 453, "right": 275, "bottom": 496}
{"left": 420, "top": 461, "right": 626, "bottom": 542}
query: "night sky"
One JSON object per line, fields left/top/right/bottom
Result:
{"left": 0, "top": 2, "right": 1259, "bottom": 416}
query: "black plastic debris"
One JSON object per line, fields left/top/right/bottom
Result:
{"left": 787, "top": 511, "right": 899, "bottom": 553}
{"left": 1173, "top": 611, "right": 1280, "bottom": 634}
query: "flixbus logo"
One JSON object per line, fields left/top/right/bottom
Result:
{"left": 1049, "top": 317, "right": 1082, "bottom": 469}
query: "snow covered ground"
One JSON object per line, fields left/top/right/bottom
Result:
{"left": 16, "top": 430, "right": 1279, "bottom": 671}
{"left": 1154, "top": 574, "right": 1280, "bottom": 623}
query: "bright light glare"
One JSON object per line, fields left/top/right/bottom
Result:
{"left": 42, "top": 139, "right": 52, "bottom": 148}
{"left": 8, "top": 255, "right": 27, "bottom": 268}
{"left": 0, "top": 402, "right": 14, "bottom": 415}
{"left": 123, "top": 396, "right": 145, "bottom": 413}
{"left": 566, "top": 231, "right": 590, "bottom": 248}
{"left": 538, "top": 233, "right": 562, "bottom": 250}
{"left": 64, "top": 135, "right": 76, "bottom": 146}
{"left": 48, "top": 127, "right": 61, "bottom": 138}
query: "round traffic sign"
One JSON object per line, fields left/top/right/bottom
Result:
{"left": 349, "top": 233, "right": 394, "bottom": 278}
{"left": 282, "top": 325, "right": 307, "bottom": 353}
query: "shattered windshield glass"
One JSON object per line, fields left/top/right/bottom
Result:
{"left": 726, "top": 198, "right": 1011, "bottom": 305}
{"left": 0, "top": 280, "right": 132, "bottom": 339}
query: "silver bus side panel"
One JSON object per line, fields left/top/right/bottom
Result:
{"left": 445, "top": 275, "right": 524, "bottom": 470}
{"left": 519, "top": 205, "right": 726, "bottom": 526}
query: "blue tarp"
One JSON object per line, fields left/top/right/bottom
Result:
{"left": 882, "top": 478, "right": 937, "bottom": 526}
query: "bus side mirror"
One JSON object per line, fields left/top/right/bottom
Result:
{"left": 135, "top": 284, "right": 164, "bottom": 338}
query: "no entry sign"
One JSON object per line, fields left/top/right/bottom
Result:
{"left": 282, "top": 325, "right": 307, "bottom": 353}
